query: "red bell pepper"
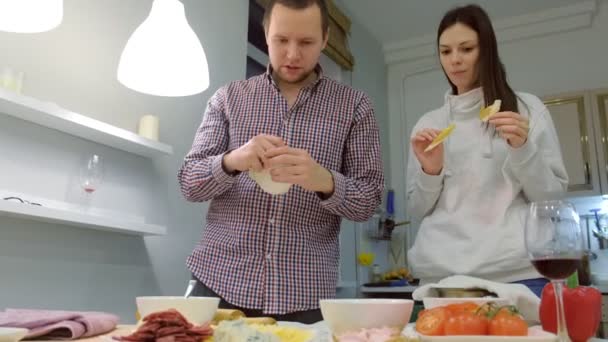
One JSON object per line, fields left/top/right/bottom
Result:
{"left": 539, "top": 283, "right": 602, "bottom": 342}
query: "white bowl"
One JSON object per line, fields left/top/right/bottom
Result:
{"left": 320, "top": 299, "right": 414, "bottom": 335}
{"left": 422, "top": 297, "right": 511, "bottom": 310}
{"left": 136, "top": 296, "right": 220, "bottom": 325}
{"left": 0, "top": 328, "right": 28, "bottom": 342}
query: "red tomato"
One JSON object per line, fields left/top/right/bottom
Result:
{"left": 489, "top": 313, "right": 528, "bottom": 336}
{"left": 494, "top": 305, "right": 520, "bottom": 317}
{"left": 417, "top": 309, "right": 428, "bottom": 318}
{"left": 416, "top": 307, "right": 449, "bottom": 336}
{"left": 444, "top": 312, "right": 488, "bottom": 335}
{"left": 444, "top": 302, "right": 479, "bottom": 316}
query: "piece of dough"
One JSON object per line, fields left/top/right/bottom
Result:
{"left": 249, "top": 169, "right": 292, "bottom": 195}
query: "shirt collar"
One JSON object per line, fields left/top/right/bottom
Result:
{"left": 265, "top": 63, "right": 325, "bottom": 90}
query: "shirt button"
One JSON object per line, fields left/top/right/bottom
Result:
{"left": 269, "top": 218, "right": 275, "bottom": 225}
{"left": 266, "top": 253, "right": 272, "bottom": 260}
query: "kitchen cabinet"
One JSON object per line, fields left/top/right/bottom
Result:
{"left": 592, "top": 89, "right": 608, "bottom": 196}
{"left": 543, "top": 89, "right": 608, "bottom": 197}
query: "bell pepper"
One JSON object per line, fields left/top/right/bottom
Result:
{"left": 539, "top": 283, "right": 602, "bottom": 342}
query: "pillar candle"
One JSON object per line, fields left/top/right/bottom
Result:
{"left": 138, "top": 115, "right": 160, "bottom": 141}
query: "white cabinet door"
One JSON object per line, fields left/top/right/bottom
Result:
{"left": 543, "top": 92, "right": 601, "bottom": 197}
{"left": 400, "top": 69, "right": 448, "bottom": 251}
{"left": 591, "top": 89, "right": 608, "bottom": 195}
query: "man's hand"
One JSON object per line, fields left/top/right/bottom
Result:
{"left": 264, "top": 146, "right": 334, "bottom": 194}
{"left": 222, "top": 134, "right": 285, "bottom": 173}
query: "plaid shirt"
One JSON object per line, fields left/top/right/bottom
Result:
{"left": 178, "top": 66, "right": 384, "bottom": 314}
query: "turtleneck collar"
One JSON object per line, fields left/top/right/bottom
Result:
{"left": 444, "top": 87, "right": 483, "bottom": 119}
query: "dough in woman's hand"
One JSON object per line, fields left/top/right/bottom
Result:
{"left": 249, "top": 169, "right": 292, "bottom": 195}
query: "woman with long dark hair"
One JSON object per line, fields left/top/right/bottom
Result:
{"left": 406, "top": 4, "right": 568, "bottom": 296}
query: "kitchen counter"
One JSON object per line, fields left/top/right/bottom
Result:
{"left": 36, "top": 323, "right": 608, "bottom": 342}
{"left": 597, "top": 285, "right": 608, "bottom": 294}
{"left": 36, "top": 323, "right": 334, "bottom": 342}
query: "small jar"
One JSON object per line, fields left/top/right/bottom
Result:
{"left": 371, "top": 264, "right": 382, "bottom": 283}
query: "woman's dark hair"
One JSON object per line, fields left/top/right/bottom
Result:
{"left": 437, "top": 4, "right": 518, "bottom": 112}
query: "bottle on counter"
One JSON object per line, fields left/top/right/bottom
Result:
{"left": 383, "top": 190, "right": 395, "bottom": 239}
{"left": 576, "top": 251, "right": 592, "bottom": 286}
{"left": 371, "top": 264, "right": 382, "bottom": 283}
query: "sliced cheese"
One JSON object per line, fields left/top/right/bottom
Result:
{"left": 479, "top": 99, "right": 502, "bottom": 122}
{"left": 424, "top": 124, "right": 456, "bottom": 152}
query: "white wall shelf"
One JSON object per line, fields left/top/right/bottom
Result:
{"left": 0, "top": 89, "right": 173, "bottom": 158}
{"left": 0, "top": 200, "right": 166, "bottom": 236}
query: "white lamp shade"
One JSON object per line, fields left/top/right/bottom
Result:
{"left": 117, "top": 0, "right": 209, "bottom": 97}
{"left": 0, "top": 0, "right": 63, "bottom": 33}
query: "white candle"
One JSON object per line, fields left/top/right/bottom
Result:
{"left": 13, "top": 71, "right": 24, "bottom": 94}
{"left": 138, "top": 115, "right": 160, "bottom": 141}
{"left": 1, "top": 68, "right": 25, "bottom": 94}
{"left": 1, "top": 67, "right": 14, "bottom": 90}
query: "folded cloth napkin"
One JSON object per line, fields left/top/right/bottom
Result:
{"left": 412, "top": 275, "right": 541, "bottom": 323}
{"left": 0, "top": 309, "right": 119, "bottom": 340}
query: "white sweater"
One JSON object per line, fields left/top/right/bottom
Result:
{"left": 406, "top": 87, "right": 568, "bottom": 284}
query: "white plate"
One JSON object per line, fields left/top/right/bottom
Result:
{"left": 418, "top": 326, "right": 556, "bottom": 342}
{"left": 0, "top": 328, "right": 28, "bottom": 342}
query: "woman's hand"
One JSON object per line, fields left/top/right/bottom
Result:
{"left": 411, "top": 128, "right": 444, "bottom": 175}
{"left": 489, "top": 112, "right": 529, "bottom": 148}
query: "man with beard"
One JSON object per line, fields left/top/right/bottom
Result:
{"left": 178, "top": 0, "right": 384, "bottom": 323}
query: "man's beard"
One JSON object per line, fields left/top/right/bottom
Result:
{"left": 275, "top": 66, "right": 316, "bottom": 85}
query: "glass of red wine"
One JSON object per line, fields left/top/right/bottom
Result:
{"left": 525, "top": 200, "right": 583, "bottom": 341}
{"left": 80, "top": 154, "right": 104, "bottom": 195}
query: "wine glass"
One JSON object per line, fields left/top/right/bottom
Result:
{"left": 79, "top": 154, "right": 104, "bottom": 195}
{"left": 525, "top": 200, "right": 584, "bottom": 341}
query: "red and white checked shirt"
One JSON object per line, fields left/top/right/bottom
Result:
{"left": 178, "top": 66, "right": 384, "bottom": 314}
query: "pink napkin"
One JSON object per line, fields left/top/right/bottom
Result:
{"left": 0, "top": 309, "right": 119, "bottom": 340}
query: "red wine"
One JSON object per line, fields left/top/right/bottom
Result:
{"left": 531, "top": 258, "right": 580, "bottom": 280}
{"left": 84, "top": 188, "right": 95, "bottom": 193}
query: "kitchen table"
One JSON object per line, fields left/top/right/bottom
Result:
{"left": 34, "top": 322, "right": 608, "bottom": 341}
